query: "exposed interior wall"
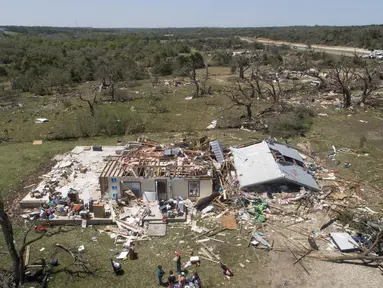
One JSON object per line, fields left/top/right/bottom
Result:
{"left": 108, "top": 177, "right": 213, "bottom": 200}
{"left": 107, "top": 176, "right": 122, "bottom": 199}
{"left": 167, "top": 178, "right": 213, "bottom": 200}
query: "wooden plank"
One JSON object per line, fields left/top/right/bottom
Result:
{"left": 24, "top": 246, "right": 30, "bottom": 266}
{"left": 200, "top": 242, "right": 220, "bottom": 261}
{"left": 116, "top": 219, "right": 144, "bottom": 234}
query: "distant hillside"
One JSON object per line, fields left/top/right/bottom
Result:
{"left": 3, "top": 25, "right": 383, "bottom": 50}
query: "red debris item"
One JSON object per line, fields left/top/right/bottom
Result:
{"left": 162, "top": 216, "right": 167, "bottom": 223}
{"left": 35, "top": 226, "right": 47, "bottom": 233}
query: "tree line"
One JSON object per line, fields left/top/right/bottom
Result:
{"left": 3, "top": 25, "right": 383, "bottom": 49}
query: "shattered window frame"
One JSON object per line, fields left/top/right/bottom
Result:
{"left": 125, "top": 181, "right": 141, "bottom": 196}
{"left": 188, "top": 181, "right": 200, "bottom": 197}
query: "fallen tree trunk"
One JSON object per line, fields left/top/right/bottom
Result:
{"left": 306, "top": 253, "right": 383, "bottom": 262}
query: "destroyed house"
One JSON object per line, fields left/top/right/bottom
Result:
{"left": 230, "top": 140, "right": 320, "bottom": 191}
{"left": 99, "top": 144, "right": 214, "bottom": 201}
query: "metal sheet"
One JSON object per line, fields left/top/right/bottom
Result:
{"left": 278, "top": 163, "right": 320, "bottom": 191}
{"left": 329, "top": 232, "right": 360, "bottom": 253}
{"left": 267, "top": 141, "right": 304, "bottom": 162}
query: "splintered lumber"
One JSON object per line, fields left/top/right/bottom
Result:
{"left": 191, "top": 226, "right": 217, "bottom": 240}
{"left": 306, "top": 253, "right": 383, "bottom": 262}
{"left": 196, "top": 239, "right": 210, "bottom": 243}
{"left": 206, "top": 236, "right": 225, "bottom": 243}
{"left": 215, "top": 209, "right": 229, "bottom": 219}
{"left": 200, "top": 248, "right": 213, "bottom": 260}
{"left": 200, "top": 242, "right": 220, "bottom": 261}
{"left": 266, "top": 223, "right": 309, "bottom": 252}
{"left": 208, "top": 228, "right": 226, "bottom": 237}
{"left": 293, "top": 249, "right": 312, "bottom": 265}
{"left": 109, "top": 202, "right": 123, "bottom": 230}
{"left": 199, "top": 255, "right": 220, "bottom": 264}
{"left": 214, "top": 198, "right": 227, "bottom": 209}
{"left": 284, "top": 241, "right": 310, "bottom": 275}
{"left": 115, "top": 219, "right": 144, "bottom": 234}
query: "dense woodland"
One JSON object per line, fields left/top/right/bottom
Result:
{"left": 0, "top": 29, "right": 262, "bottom": 95}
{"left": 3, "top": 25, "right": 383, "bottom": 49}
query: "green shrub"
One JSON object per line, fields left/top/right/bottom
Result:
{"left": 47, "top": 109, "right": 147, "bottom": 140}
{"left": 266, "top": 106, "right": 315, "bottom": 138}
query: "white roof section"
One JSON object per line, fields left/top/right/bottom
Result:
{"left": 230, "top": 142, "right": 282, "bottom": 188}
{"left": 231, "top": 141, "right": 320, "bottom": 191}
{"left": 267, "top": 141, "right": 304, "bottom": 162}
{"left": 277, "top": 162, "right": 320, "bottom": 191}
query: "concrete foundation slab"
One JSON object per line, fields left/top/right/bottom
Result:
{"left": 147, "top": 222, "right": 167, "bottom": 236}
{"left": 20, "top": 194, "right": 50, "bottom": 208}
{"left": 143, "top": 205, "right": 187, "bottom": 223}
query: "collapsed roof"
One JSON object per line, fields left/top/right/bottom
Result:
{"left": 100, "top": 143, "right": 212, "bottom": 178}
{"left": 230, "top": 140, "right": 320, "bottom": 191}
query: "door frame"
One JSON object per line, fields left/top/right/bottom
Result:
{"left": 155, "top": 179, "right": 168, "bottom": 201}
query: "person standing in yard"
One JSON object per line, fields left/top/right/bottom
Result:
{"left": 168, "top": 270, "right": 177, "bottom": 287}
{"left": 219, "top": 261, "right": 234, "bottom": 277}
{"left": 175, "top": 252, "right": 182, "bottom": 273}
{"left": 129, "top": 242, "right": 135, "bottom": 260}
{"left": 192, "top": 272, "right": 202, "bottom": 288}
{"left": 157, "top": 265, "right": 165, "bottom": 285}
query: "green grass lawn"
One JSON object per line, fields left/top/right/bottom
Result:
{"left": 0, "top": 223, "right": 268, "bottom": 288}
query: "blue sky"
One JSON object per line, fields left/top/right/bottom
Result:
{"left": 1, "top": 0, "right": 382, "bottom": 28}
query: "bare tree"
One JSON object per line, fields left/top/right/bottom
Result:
{"left": 232, "top": 54, "right": 251, "bottom": 79}
{"left": 0, "top": 198, "right": 62, "bottom": 287}
{"left": 262, "top": 76, "right": 285, "bottom": 110}
{"left": 96, "top": 56, "right": 126, "bottom": 101}
{"left": 188, "top": 62, "right": 200, "bottom": 97}
{"left": 79, "top": 91, "right": 97, "bottom": 117}
{"left": 250, "top": 68, "right": 264, "bottom": 99}
{"left": 356, "top": 61, "right": 382, "bottom": 105}
{"left": 328, "top": 56, "right": 356, "bottom": 108}
{"left": 224, "top": 78, "right": 256, "bottom": 119}
{"left": 308, "top": 66, "right": 328, "bottom": 90}
{"left": 185, "top": 53, "right": 205, "bottom": 97}
{"left": 200, "top": 64, "right": 212, "bottom": 96}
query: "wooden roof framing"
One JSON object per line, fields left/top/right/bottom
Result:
{"left": 100, "top": 147, "right": 212, "bottom": 179}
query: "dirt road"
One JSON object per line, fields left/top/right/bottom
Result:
{"left": 241, "top": 37, "right": 370, "bottom": 57}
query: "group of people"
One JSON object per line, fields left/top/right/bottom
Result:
{"left": 157, "top": 253, "right": 202, "bottom": 287}
{"left": 157, "top": 266, "right": 202, "bottom": 288}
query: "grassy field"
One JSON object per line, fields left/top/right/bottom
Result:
{"left": 0, "top": 221, "right": 269, "bottom": 288}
